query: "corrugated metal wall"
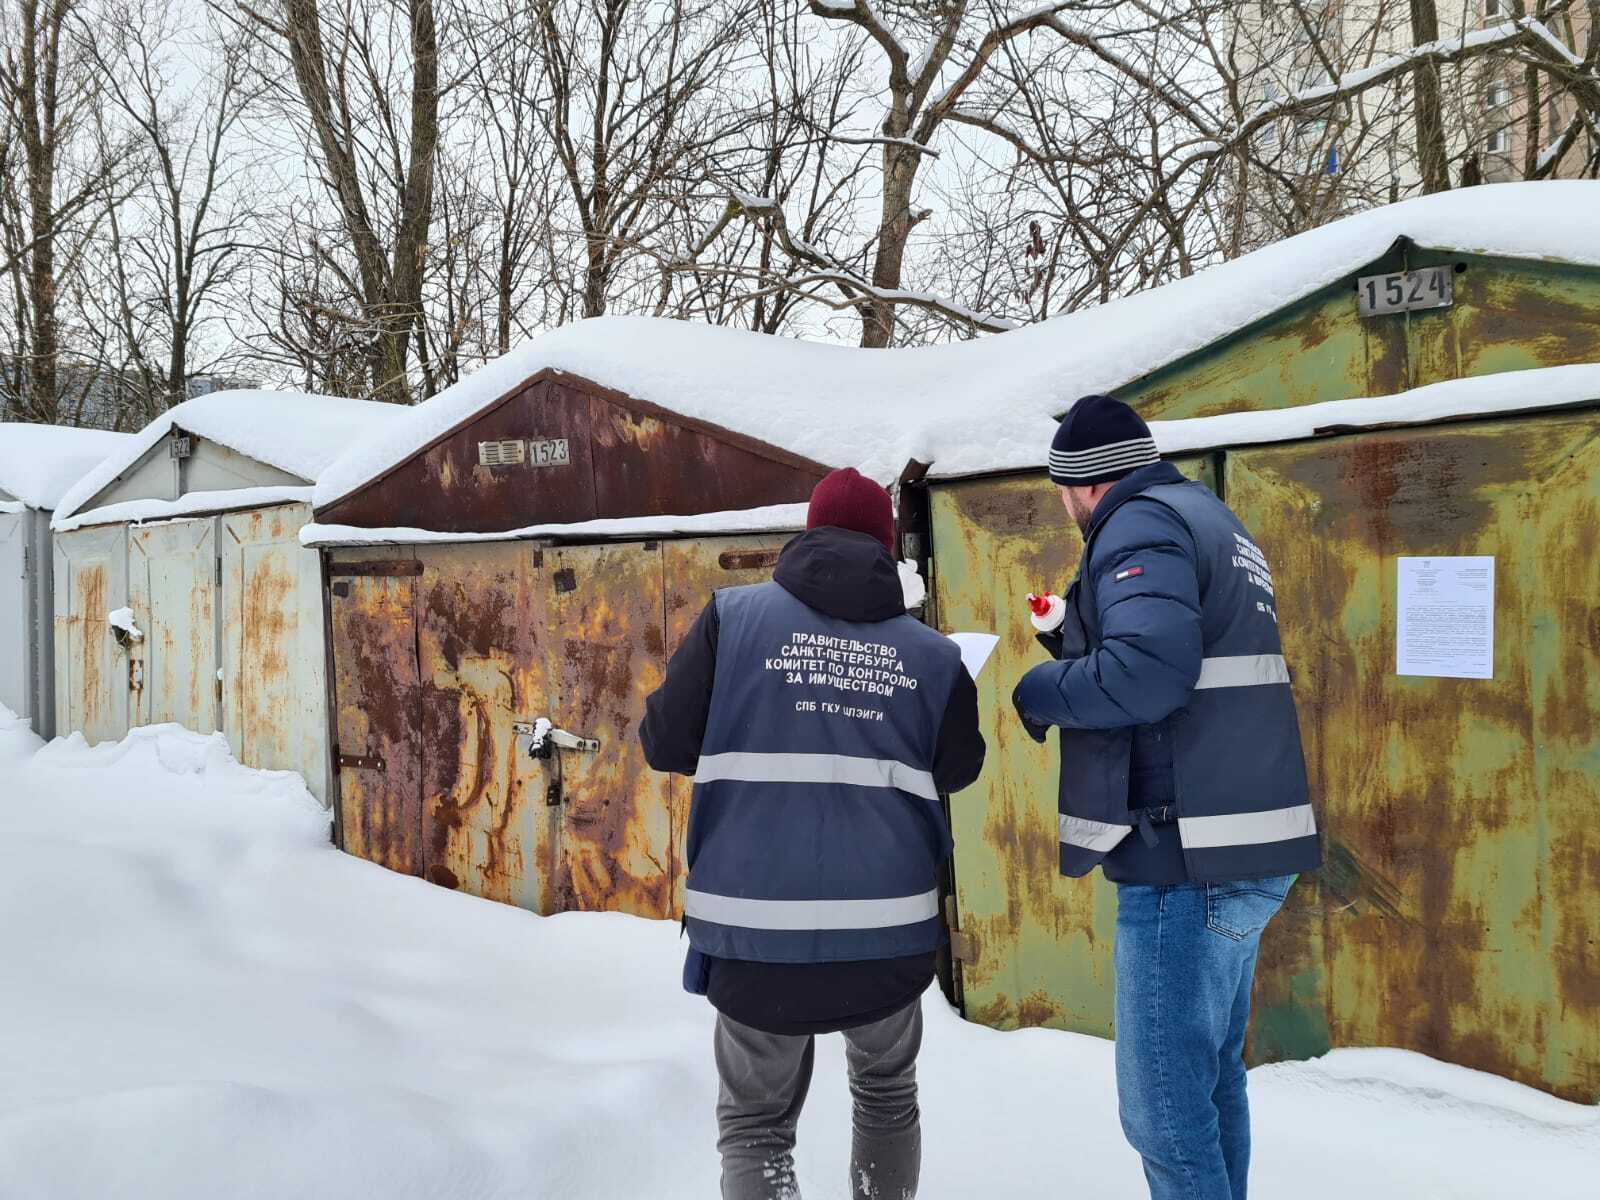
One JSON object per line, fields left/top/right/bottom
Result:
{"left": 327, "top": 532, "right": 789, "bottom": 919}
{"left": 51, "top": 504, "right": 333, "bottom": 803}
{"left": 927, "top": 413, "right": 1600, "bottom": 1101}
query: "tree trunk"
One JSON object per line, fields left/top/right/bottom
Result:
{"left": 279, "top": 0, "right": 438, "bottom": 403}
{"left": 860, "top": 144, "right": 917, "bottom": 349}
{"left": 1409, "top": 0, "right": 1451, "bottom": 194}
{"left": 18, "top": 0, "right": 62, "bottom": 423}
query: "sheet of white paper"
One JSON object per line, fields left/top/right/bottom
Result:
{"left": 1396, "top": 556, "right": 1495, "bottom": 679}
{"left": 948, "top": 632, "right": 1001, "bottom": 680}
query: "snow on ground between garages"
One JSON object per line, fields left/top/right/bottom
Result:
{"left": 0, "top": 714, "right": 1594, "bottom": 1200}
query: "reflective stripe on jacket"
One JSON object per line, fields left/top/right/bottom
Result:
{"left": 1014, "top": 462, "right": 1322, "bottom": 883}
{"left": 683, "top": 581, "right": 962, "bottom": 963}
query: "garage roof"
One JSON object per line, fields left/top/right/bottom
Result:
{"left": 315, "top": 180, "right": 1600, "bottom": 506}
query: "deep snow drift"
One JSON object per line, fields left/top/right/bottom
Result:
{"left": 0, "top": 712, "right": 1595, "bottom": 1199}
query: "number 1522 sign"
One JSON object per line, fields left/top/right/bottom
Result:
{"left": 1357, "top": 265, "right": 1454, "bottom": 317}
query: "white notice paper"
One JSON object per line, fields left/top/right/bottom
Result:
{"left": 948, "top": 632, "right": 1000, "bottom": 680}
{"left": 1396, "top": 556, "right": 1495, "bottom": 679}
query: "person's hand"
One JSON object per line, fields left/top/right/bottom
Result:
{"left": 1011, "top": 682, "right": 1050, "bottom": 744}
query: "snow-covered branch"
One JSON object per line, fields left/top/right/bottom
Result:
{"left": 669, "top": 193, "right": 1020, "bottom": 334}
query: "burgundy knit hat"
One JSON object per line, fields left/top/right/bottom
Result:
{"left": 807, "top": 467, "right": 896, "bottom": 552}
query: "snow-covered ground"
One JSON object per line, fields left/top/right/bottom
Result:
{"left": 1, "top": 710, "right": 1595, "bottom": 1199}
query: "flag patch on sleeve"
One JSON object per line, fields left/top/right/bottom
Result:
{"left": 1114, "top": 566, "right": 1144, "bottom": 582}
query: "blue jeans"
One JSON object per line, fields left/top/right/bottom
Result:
{"left": 1113, "top": 875, "right": 1296, "bottom": 1200}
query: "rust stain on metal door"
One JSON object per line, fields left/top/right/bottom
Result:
{"left": 53, "top": 525, "right": 130, "bottom": 744}
{"left": 129, "top": 518, "right": 218, "bottom": 733}
{"left": 925, "top": 460, "right": 1219, "bottom": 1036}
{"left": 221, "top": 503, "right": 332, "bottom": 803}
{"left": 326, "top": 530, "right": 791, "bottom": 922}
{"left": 1226, "top": 412, "right": 1600, "bottom": 1102}
{"left": 662, "top": 535, "right": 790, "bottom": 916}
{"left": 415, "top": 541, "right": 558, "bottom": 911}
{"left": 547, "top": 541, "right": 674, "bottom": 917}
{"left": 328, "top": 549, "right": 423, "bottom": 875}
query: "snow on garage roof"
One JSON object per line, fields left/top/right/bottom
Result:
{"left": 55, "top": 390, "right": 403, "bottom": 522}
{"left": 1141, "top": 360, "right": 1600, "bottom": 463}
{"left": 51, "top": 486, "right": 316, "bottom": 534}
{"left": 314, "top": 180, "right": 1600, "bottom": 507}
{"left": 298, "top": 501, "right": 810, "bottom": 547}
{"left": 0, "top": 424, "right": 133, "bottom": 511}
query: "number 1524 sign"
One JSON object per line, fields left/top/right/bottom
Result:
{"left": 1357, "top": 265, "right": 1454, "bottom": 317}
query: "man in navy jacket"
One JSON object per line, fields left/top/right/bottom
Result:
{"left": 1013, "top": 395, "right": 1320, "bottom": 1200}
{"left": 641, "top": 467, "right": 984, "bottom": 1200}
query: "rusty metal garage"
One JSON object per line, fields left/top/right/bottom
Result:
{"left": 47, "top": 392, "right": 399, "bottom": 801}
{"left": 921, "top": 364, "right": 1600, "bottom": 1102}
{"left": 309, "top": 367, "right": 832, "bottom": 919}
{"left": 0, "top": 424, "right": 131, "bottom": 738}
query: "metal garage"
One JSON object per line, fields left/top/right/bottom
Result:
{"left": 48, "top": 391, "right": 399, "bottom": 801}
{"left": 0, "top": 423, "right": 131, "bottom": 738}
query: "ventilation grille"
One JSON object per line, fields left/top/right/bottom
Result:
{"left": 478, "top": 438, "right": 527, "bottom": 467}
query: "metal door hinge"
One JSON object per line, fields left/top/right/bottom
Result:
{"left": 945, "top": 895, "right": 976, "bottom": 965}
{"left": 948, "top": 931, "right": 977, "bottom": 965}
{"left": 216, "top": 556, "right": 223, "bottom": 587}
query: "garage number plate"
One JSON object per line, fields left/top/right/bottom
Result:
{"left": 1358, "top": 265, "right": 1453, "bottom": 317}
{"left": 529, "top": 438, "right": 571, "bottom": 467}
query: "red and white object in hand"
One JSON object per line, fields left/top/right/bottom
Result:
{"left": 1027, "top": 592, "right": 1065, "bottom": 633}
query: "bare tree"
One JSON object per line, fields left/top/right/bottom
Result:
{"left": 698, "top": 0, "right": 1599, "bottom": 345}
{"left": 448, "top": 0, "right": 574, "bottom": 358}
{"left": 232, "top": 0, "right": 442, "bottom": 402}
{"left": 518, "top": 0, "right": 764, "bottom": 320}
{"left": 0, "top": 0, "right": 132, "bottom": 422}
{"left": 83, "top": 1, "right": 264, "bottom": 425}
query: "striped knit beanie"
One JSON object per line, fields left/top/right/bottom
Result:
{"left": 1048, "top": 394, "right": 1160, "bottom": 486}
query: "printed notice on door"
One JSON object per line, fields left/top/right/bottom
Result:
{"left": 1396, "top": 556, "right": 1495, "bottom": 679}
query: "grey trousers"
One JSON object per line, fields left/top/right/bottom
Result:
{"left": 713, "top": 1001, "right": 923, "bottom": 1200}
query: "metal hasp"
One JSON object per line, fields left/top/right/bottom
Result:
{"left": 326, "top": 534, "right": 791, "bottom": 921}
{"left": 517, "top": 721, "right": 601, "bottom": 756}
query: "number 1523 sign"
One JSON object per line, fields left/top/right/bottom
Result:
{"left": 1357, "top": 265, "right": 1454, "bottom": 317}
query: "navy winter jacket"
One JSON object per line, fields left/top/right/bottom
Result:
{"left": 1014, "top": 461, "right": 1321, "bottom": 883}
{"left": 640, "top": 527, "right": 985, "bottom": 1034}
